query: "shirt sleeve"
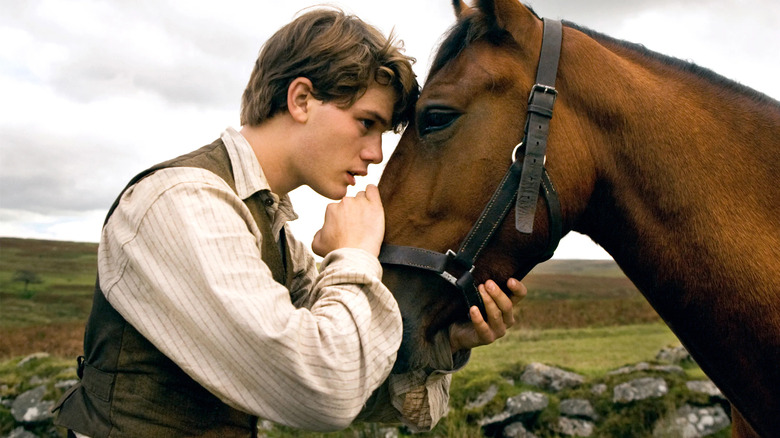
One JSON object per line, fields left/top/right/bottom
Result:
{"left": 98, "top": 168, "right": 402, "bottom": 431}
{"left": 281, "top": 227, "right": 318, "bottom": 308}
{"left": 355, "top": 330, "right": 471, "bottom": 431}
{"left": 281, "top": 224, "right": 468, "bottom": 431}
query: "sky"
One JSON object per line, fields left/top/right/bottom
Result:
{"left": 1, "top": 0, "right": 778, "bottom": 260}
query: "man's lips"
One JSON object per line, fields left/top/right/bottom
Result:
{"left": 348, "top": 169, "right": 367, "bottom": 177}
{"left": 346, "top": 169, "right": 367, "bottom": 186}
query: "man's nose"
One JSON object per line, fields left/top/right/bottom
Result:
{"left": 362, "top": 135, "right": 383, "bottom": 164}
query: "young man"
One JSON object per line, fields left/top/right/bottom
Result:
{"left": 54, "top": 8, "right": 526, "bottom": 437}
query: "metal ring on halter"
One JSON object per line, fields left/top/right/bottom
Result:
{"left": 512, "top": 141, "right": 547, "bottom": 165}
{"left": 512, "top": 142, "right": 524, "bottom": 162}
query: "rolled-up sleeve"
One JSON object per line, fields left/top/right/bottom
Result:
{"left": 356, "top": 330, "right": 471, "bottom": 431}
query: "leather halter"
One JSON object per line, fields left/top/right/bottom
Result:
{"left": 379, "top": 18, "right": 564, "bottom": 319}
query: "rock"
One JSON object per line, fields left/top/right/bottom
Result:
{"left": 506, "top": 391, "right": 549, "bottom": 416}
{"left": 28, "top": 375, "right": 47, "bottom": 386}
{"left": 560, "top": 398, "right": 598, "bottom": 421}
{"left": 607, "top": 362, "right": 684, "bottom": 375}
{"left": 466, "top": 384, "right": 499, "bottom": 410}
{"left": 503, "top": 421, "right": 538, "bottom": 438}
{"left": 520, "top": 363, "right": 584, "bottom": 392}
{"left": 613, "top": 377, "right": 668, "bottom": 403}
{"left": 686, "top": 380, "right": 723, "bottom": 398}
{"left": 16, "top": 353, "right": 49, "bottom": 368}
{"left": 259, "top": 419, "right": 274, "bottom": 431}
{"left": 479, "top": 392, "right": 548, "bottom": 429}
{"left": 653, "top": 404, "right": 730, "bottom": 437}
{"left": 376, "top": 427, "right": 399, "bottom": 438}
{"left": 10, "top": 386, "right": 54, "bottom": 424}
{"left": 55, "top": 379, "right": 79, "bottom": 390}
{"left": 479, "top": 411, "right": 513, "bottom": 427}
{"left": 590, "top": 383, "right": 607, "bottom": 395}
{"left": 656, "top": 345, "right": 692, "bottom": 364}
{"left": 7, "top": 426, "right": 39, "bottom": 438}
{"left": 554, "top": 417, "right": 595, "bottom": 437}
{"left": 653, "top": 365, "right": 684, "bottom": 374}
{"left": 608, "top": 362, "right": 651, "bottom": 375}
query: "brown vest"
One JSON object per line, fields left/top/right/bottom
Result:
{"left": 54, "top": 139, "right": 294, "bottom": 437}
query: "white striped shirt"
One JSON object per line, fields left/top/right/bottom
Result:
{"left": 97, "top": 127, "right": 460, "bottom": 432}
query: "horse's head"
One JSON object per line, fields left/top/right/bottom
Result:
{"left": 379, "top": 0, "right": 595, "bottom": 372}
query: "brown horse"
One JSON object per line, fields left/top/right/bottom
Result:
{"left": 378, "top": 0, "right": 780, "bottom": 436}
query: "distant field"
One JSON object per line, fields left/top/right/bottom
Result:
{"left": 1, "top": 238, "right": 696, "bottom": 437}
{"left": 0, "top": 238, "right": 97, "bottom": 329}
{"left": 0, "top": 237, "right": 662, "bottom": 360}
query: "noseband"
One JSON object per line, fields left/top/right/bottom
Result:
{"left": 379, "top": 18, "right": 564, "bottom": 319}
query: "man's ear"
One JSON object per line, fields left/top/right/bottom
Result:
{"left": 287, "top": 77, "right": 315, "bottom": 123}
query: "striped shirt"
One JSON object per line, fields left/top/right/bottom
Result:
{"left": 97, "top": 127, "right": 461, "bottom": 432}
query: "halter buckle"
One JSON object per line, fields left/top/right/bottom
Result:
{"left": 439, "top": 249, "right": 475, "bottom": 287}
{"left": 528, "top": 83, "right": 558, "bottom": 103}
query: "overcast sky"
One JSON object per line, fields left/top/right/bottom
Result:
{"left": 1, "top": 0, "right": 778, "bottom": 260}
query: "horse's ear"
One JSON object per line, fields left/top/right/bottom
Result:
{"left": 479, "top": 0, "right": 538, "bottom": 40}
{"left": 452, "top": 0, "right": 471, "bottom": 19}
{"left": 476, "top": 0, "right": 497, "bottom": 25}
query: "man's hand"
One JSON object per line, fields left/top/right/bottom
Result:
{"left": 449, "top": 278, "right": 527, "bottom": 352}
{"left": 312, "top": 185, "right": 385, "bottom": 257}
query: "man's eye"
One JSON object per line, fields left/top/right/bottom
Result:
{"left": 417, "top": 108, "right": 460, "bottom": 136}
{"left": 361, "top": 119, "right": 375, "bottom": 130}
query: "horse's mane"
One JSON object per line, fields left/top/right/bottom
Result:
{"left": 428, "top": 6, "right": 542, "bottom": 79}
{"left": 429, "top": 4, "right": 777, "bottom": 107}
{"left": 564, "top": 21, "right": 779, "bottom": 107}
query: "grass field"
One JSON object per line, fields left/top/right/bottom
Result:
{"left": 0, "top": 237, "right": 665, "bottom": 359}
{"left": 1, "top": 237, "right": 711, "bottom": 437}
{"left": 0, "top": 236, "right": 674, "bottom": 371}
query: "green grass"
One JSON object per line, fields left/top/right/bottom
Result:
{"left": 465, "top": 323, "right": 698, "bottom": 378}
{"left": 0, "top": 238, "right": 97, "bottom": 328}
{"left": 1, "top": 238, "right": 720, "bottom": 437}
{"left": 263, "top": 323, "right": 706, "bottom": 438}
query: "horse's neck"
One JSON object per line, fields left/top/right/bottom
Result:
{"left": 548, "top": 28, "right": 780, "bottom": 437}
{"left": 565, "top": 36, "right": 780, "bottom": 299}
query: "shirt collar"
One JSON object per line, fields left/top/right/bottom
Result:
{"left": 220, "top": 127, "right": 298, "bottom": 222}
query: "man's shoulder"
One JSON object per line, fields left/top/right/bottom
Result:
{"left": 118, "top": 166, "right": 234, "bottom": 217}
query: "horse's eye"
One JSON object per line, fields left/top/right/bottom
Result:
{"left": 418, "top": 108, "right": 460, "bottom": 136}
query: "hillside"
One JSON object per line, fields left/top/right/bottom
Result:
{"left": 0, "top": 237, "right": 660, "bottom": 357}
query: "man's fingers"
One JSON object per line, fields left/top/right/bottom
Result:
{"left": 484, "top": 280, "right": 515, "bottom": 328}
{"left": 469, "top": 306, "right": 495, "bottom": 344}
{"left": 365, "top": 184, "right": 380, "bottom": 201}
{"left": 507, "top": 278, "right": 527, "bottom": 305}
{"left": 478, "top": 283, "right": 501, "bottom": 325}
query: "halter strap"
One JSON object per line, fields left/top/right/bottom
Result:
{"left": 379, "top": 18, "right": 564, "bottom": 320}
{"left": 516, "top": 18, "right": 562, "bottom": 233}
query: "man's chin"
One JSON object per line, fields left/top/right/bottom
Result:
{"left": 315, "top": 186, "right": 348, "bottom": 200}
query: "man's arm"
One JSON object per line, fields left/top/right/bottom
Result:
{"left": 356, "top": 279, "right": 527, "bottom": 430}
{"left": 99, "top": 169, "right": 401, "bottom": 431}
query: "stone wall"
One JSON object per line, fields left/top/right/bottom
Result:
{"left": 466, "top": 350, "right": 731, "bottom": 437}
{"left": 1, "top": 347, "right": 732, "bottom": 437}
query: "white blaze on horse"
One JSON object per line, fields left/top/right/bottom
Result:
{"left": 378, "top": 1, "right": 780, "bottom": 437}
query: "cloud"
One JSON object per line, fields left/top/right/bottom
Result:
{"left": 0, "top": 0, "right": 257, "bottom": 109}
{"left": 1, "top": 0, "right": 777, "bottom": 262}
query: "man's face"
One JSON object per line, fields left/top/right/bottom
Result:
{"left": 295, "top": 84, "right": 396, "bottom": 200}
